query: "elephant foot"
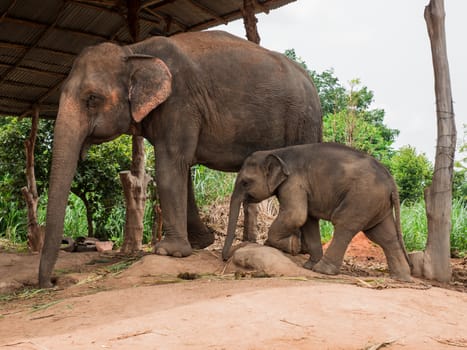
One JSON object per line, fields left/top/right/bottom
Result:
{"left": 303, "top": 257, "right": 321, "bottom": 270}
{"left": 39, "top": 279, "right": 54, "bottom": 289}
{"left": 188, "top": 227, "right": 215, "bottom": 249}
{"left": 390, "top": 272, "right": 413, "bottom": 283}
{"left": 265, "top": 235, "right": 301, "bottom": 255}
{"left": 154, "top": 237, "right": 192, "bottom": 257}
{"left": 312, "top": 258, "right": 340, "bottom": 275}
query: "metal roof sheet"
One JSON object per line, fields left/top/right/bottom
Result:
{"left": 0, "top": 0, "right": 295, "bottom": 118}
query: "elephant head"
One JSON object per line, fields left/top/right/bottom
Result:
{"left": 222, "top": 152, "right": 290, "bottom": 260}
{"left": 39, "top": 43, "right": 172, "bottom": 288}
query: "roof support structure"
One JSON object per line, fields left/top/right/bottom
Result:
{"left": 242, "top": 0, "right": 261, "bottom": 44}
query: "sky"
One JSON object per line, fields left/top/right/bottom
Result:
{"left": 213, "top": 0, "right": 466, "bottom": 163}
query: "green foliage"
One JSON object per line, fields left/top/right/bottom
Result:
{"left": 401, "top": 198, "right": 467, "bottom": 254}
{"left": 0, "top": 117, "right": 53, "bottom": 204}
{"left": 73, "top": 135, "right": 133, "bottom": 239}
{"left": 400, "top": 200, "right": 428, "bottom": 251}
{"left": 390, "top": 146, "right": 433, "bottom": 203}
{"left": 453, "top": 124, "right": 467, "bottom": 202}
{"left": 285, "top": 49, "right": 398, "bottom": 163}
{"left": 321, "top": 78, "right": 398, "bottom": 162}
{"left": 0, "top": 201, "right": 27, "bottom": 243}
{"left": 192, "top": 165, "right": 236, "bottom": 209}
{"left": 0, "top": 116, "right": 136, "bottom": 240}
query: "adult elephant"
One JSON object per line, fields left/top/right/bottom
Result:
{"left": 39, "top": 30, "right": 322, "bottom": 288}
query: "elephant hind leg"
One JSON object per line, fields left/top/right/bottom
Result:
{"left": 365, "top": 216, "right": 412, "bottom": 282}
{"left": 312, "top": 227, "right": 357, "bottom": 275}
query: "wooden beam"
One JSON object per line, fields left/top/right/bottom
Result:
{"left": 242, "top": 0, "right": 260, "bottom": 44}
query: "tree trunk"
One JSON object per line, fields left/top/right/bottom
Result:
{"left": 22, "top": 108, "right": 44, "bottom": 252}
{"left": 415, "top": 0, "right": 456, "bottom": 282}
{"left": 120, "top": 135, "right": 151, "bottom": 253}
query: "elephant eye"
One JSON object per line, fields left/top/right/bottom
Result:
{"left": 86, "top": 93, "right": 102, "bottom": 109}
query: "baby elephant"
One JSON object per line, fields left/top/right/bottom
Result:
{"left": 222, "top": 143, "right": 412, "bottom": 282}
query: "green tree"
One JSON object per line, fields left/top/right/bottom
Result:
{"left": 285, "top": 49, "right": 398, "bottom": 162}
{"left": 390, "top": 146, "right": 433, "bottom": 203}
{"left": 0, "top": 117, "right": 134, "bottom": 240}
{"left": 72, "top": 136, "right": 133, "bottom": 239}
{"left": 0, "top": 117, "right": 53, "bottom": 204}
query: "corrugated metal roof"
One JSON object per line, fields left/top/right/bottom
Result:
{"left": 0, "top": 0, "right": 296, "bottom": 119}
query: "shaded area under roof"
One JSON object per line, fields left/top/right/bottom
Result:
{"left": 0, "top": 0, "right": 295, "bottom": 119}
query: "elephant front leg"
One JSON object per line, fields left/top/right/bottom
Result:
{"left": 153, "top": 159, "right": 192, "bottom": 257}
{"left": 265, "top": 210, "right": 306, "bottom": 255}
{"left": 265, "top": 191, "right": 307, "bottom": 255}
{"left": 243, "top": 201, "right": 258, "bottom": 242}
{"left": 301, "top": 217, "right": 323, "bottom": 270}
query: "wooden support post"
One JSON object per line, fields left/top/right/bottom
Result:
{"left": 119, "top": 0, "right": 154, "bottom": 253}
{"left": 22, "top": 108, "right": 44, "bottom": 252}
{"left": 242, "top": 0, "right": 260, "bottom": 44}
{"left": 120, "top": 135, "right": 151, "bottom": 253}
{"left": 411, "top": 0, "right": 456, "bottom": 282}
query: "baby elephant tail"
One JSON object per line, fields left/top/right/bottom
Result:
{"left": 391, "top": 188, "right": 412, "bottom": 271}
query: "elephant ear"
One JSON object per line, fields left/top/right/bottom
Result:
{"left": 265, "top": 154, "right": 290, "bottom": 194}
{"left": 128, "top": 57, "right": 172, "bottom": 122}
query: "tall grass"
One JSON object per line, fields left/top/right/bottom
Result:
{"left": 0, "top": 202, "right": 27, "bottom": 243}
{"left": 400, "top": 198, "right": 466, "bottom": 253}
{"left": 192, "top": 165, "right": 236, "bottom": 209}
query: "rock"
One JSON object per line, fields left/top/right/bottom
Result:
{"left": 231, "top": 243, "right": 313, "bottom": 277}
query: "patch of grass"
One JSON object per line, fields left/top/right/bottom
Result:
{"left": 401, "top": 198, "right": 467, "bottom": 254}
{"left": 192, "top": 165, "right": 236, "bottom": 208}
{"left": 105, "top": 260, "right": 135, "bottom": 274}
{"left": 400, "top": 200, "right": 428, "bottom": 251}
{"left": 451, "top": 199, "right": 467, "bottom": 254}
{"left": 30, "top": 300, "right": 62, "bottom": 312}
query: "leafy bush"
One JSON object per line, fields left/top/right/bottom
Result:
{"left": 390, "top": 146, "right": 433, "bottom": 203}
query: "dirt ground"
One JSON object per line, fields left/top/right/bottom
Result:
{"left": 1, "top": 200, "right": 466, "bottom": 349}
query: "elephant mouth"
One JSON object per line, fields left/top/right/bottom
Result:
{"left": 246, "top": 195, "right": 262, "bottom": 204}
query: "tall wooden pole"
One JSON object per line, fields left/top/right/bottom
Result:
{"left": 421, "top": 0, "right": 456, "bottom": 282}
{"left": 119, "top": 0, "right": 151, "bottom": 253}
{"left": 120, "top": 133, "right": 151, "bottom": 253}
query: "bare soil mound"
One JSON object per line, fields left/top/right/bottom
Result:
{"left": 1, "top": 198, "right": 466, "bottom": 349}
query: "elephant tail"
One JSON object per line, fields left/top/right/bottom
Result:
{"left": 391, "top": 187, "right": 412, "bottom": 270}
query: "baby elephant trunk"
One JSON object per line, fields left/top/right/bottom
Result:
{"left": 222, "top": 184, "right": 246, "bottom": 260}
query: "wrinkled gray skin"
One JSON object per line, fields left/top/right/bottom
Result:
{"left": 39, "top": 31, "right": 322, "bottom": 288}
{"left": 223, "top": 143, "right": 412, "bottom": 282}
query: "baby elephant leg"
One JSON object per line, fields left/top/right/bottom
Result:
{"left": 301, "top": 217, "right": 323, "bottom": 269}
{"left": 265, "top": 210, "right": 306, "bottom": 255}
{"left": 312, "top": 227, "right": 357, "bottom": 275}
{"left": 365, "top": 216, "right": 412, "bottom": 282}
{"left": 243, "top": 201, "right": 258, "bottom": 242}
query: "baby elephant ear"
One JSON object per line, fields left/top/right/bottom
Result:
{"left": 129, "top": 57, "right": 172, "bottom": 123}
{"left": 265, "top": 154, "right": 290, "bottom": 193}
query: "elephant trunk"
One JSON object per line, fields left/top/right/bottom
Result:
{"left": 39, "top": 111, "right": 87, "bottom": 288}
{"left": 222, "top": 182, "right": 246, "bottom": 260}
